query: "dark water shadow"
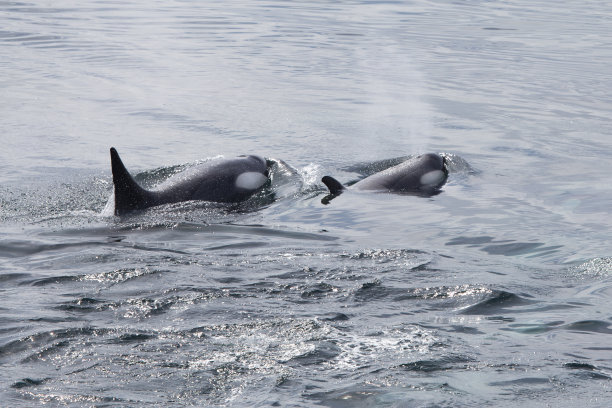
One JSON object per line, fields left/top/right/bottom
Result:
{"left": 446, "top": 235, "right": 562, "bottom": 258}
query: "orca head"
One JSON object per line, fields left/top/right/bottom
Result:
{"left": 417, "top": 153, "right": 448, "bottom": 189}
{"left": 232, "top": 155, "right": 267, "bottom": 191}
{"left": 240, "top": 154, "right": 268, "bottom": 175}
{"left": 248, "top": 154, "right": 266, "bottom": 166}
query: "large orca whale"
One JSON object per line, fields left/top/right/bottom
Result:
{"left": 321, "top": 153, "right": 448, "bottom": 201}
{"left": 110, "top": 147, "right": 269, "bottom": 215}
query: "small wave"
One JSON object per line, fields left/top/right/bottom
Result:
{"left": 1, "top": 33, "right": 66, "bottom": 47}
{"left": 288, "top": 340, "right": 341, "bottom": 366}
{"left": 342, "top": 248, "right": 426, "bottom": 261}
{"left": 0, "top": 239, "right": 112, "bottom": 258}
{"left": 353, "top": 281, "right": 492, "bottom": 307}
{"left": 0, "top": 327, "right": 109, "bottom": 361}
{"left": 26, "top": 267, "right": 163, "bottom": 287}
{"left": 122, "top": 296, "right": 178, "bottom": 318}
{"left": 108, "top": 332, "right": 156, "bottom": 344}
{"left": 318, "top": 313, "right": 350, "bottom": 322}
{"left": 397, "top": 354, "right": 474, "bottom": 372}
{"left": 488, "top": 377, "right": 552, "bottom": 387}
{"left": 11, "top": 377, "right": 49, "bottom": 389}
{"left": 500, "top": 320, "right": 565, "bottom": 335}
{"left": 460, "top": 290, "right": 534, "bottom": 315}
{"left": 353, "top": 279, "right": 389, "bottom": 302}
{"left": 28, "top": 275, "right": 81, "bottom": 287}
{"left": 499, "top": 317, "right": 612, "bottom": 336}
{"left": 446, "top": 235, "right": 562, "bottom": 258}
{"left": 563, "top": 320, "right": 612, "bottom": 334}
{"left": 393, "top": 285, "right": 490, "bottom": 302}
{"left": 300, "top": 282, "right": 339, "bottom": 299}
{"left": 205, "top": 241, "right": 269, "bottom": 250}
{"left": 21, "top": 340, "right": 71, "bottom": 363}
{"left": 0, "top": 30, "right": 31, "bottom": 40}
{"left": 338, "top": 249, "right": 433, "bottom": 274}
{"left": 173, "top": 222, "right": 338, "bottom": 242}
{"left": 0, "top": 272, "right": 30, "bottom": 285}
{"left": 564, "top": 362, "right": 612, "bottom": 380}
{"left": 55, "top": 297, "right": 113, "bottom": 313}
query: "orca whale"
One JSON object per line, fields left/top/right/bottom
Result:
{"left": 110, "top": 147, "right": 269, "bottom": 215}
{"left": 321, "top": 153, "right": 448, "bottom": 201}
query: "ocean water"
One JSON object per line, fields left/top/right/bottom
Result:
{"left": 1, "top": 0, "right": 611, "bottom": 406}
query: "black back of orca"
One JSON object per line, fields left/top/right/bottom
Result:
{"left": 353, "top": 153, "right": 447, "bottom": 192}
{"left": 321, "top": 153, "right": 448, "bottom": 200}
{"left": 110, "top": 148, "right": 268, "bottom": 215}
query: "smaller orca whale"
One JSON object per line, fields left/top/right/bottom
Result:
{"left": 321, "top": 153, "right": 448, "bottom": 202}
{"left": 110, "top": 147, "right": 269, "bottom": 215}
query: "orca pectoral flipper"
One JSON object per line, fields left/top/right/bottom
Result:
{"left": 110, "top": 147, "right": 156, "bottom": 215}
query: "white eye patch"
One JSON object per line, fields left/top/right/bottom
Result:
{"left": 235, "top": 172, "right": 267, "bottom": 190}
{"left": 420, "top": 170, "right": 445, "bottom": 186}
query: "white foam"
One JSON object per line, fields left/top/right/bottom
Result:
{"left": 420, "top": 170, "right": 444, "bottom": 186}
{"left": 235, "top": 172, "right": 267, "bottom": 190}
{"left": 100, "top": 192, "right": 116, "bottom": 217}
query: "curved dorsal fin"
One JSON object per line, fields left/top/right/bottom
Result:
{"left": 110, "top": 147, "right": 155, "bottom": 215}
{"left": 321, "top": 176, "right": 345, "bottom": 195}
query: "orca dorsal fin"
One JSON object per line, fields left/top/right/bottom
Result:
{"left": 110, "top": 147, "right": 155, "bottom": 215}
{"left": 321, "top": 176, "right": 345, "bottom": 195}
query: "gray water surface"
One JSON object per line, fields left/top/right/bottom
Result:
{"left": 1, "top": 0, "right": 611, "bottom": 406}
